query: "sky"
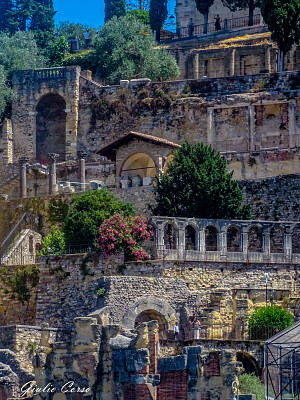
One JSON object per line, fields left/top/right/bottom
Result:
{"left": 53, "top": 0, "right": 176, "bottom": 28}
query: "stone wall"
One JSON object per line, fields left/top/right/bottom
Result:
{"left": 0, "top": 264, "right": 38, "bottom": 326}
{"left": 241, "top": 174, "right": 300, "bottom": 221}
{"left": 35, "top": 254, "right": 299, "bottom": 335}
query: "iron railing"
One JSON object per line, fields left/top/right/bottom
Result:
{"left": 161, "top": 14, "right": 262, "bottom": 41}
{"left": 0, "top": 213, "right": 33, "bottom": 259}
{"left": 167, "top": 324, "right": 285, "bottom": 341}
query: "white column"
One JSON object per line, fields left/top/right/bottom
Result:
{"left": 207, "top": 108, "right": 215, "bottom": 145}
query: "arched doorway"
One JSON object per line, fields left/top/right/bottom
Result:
{"left": 120, "top": 153, "right": 156, "bottom": 179}
{"left": 236, "top": 351, "right": 260, "bottom": 376}
{"left": 36, "top": 93, "right": 66, "bottom": 163}
{"left": 135, "top": 310, "right": 168, "bottom": 339}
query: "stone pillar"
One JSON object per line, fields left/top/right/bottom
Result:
{"left": 289, "top": 101, "right": 296, "bottom": 148}
{"left": 230, "top": 49, "right": 236, "bottom": 76}
{"left": 193, "top": 53, "right": 199, "bottom": 79}
{"left": 207, "top": 108, "right": 215, "bottom": 145}
{"left": 248, "top": 105, "right": 256, "bottom": 152}
{"left": 265, "top": 46, "right": 271, "bottom": 72}
{"left": 19, "top": 157, "right": 29, "bottom": 199}
{"left": 199, "top": 228, "right": 206, "bottom": 253}
{"left": 284, "top": 227, "right": 292, "bottom": 259}
{"left": 78, "top": 151, "right": 87, "bottom": 192}
{"left": 241, "top": 226, "right": 249, "bottom": 255}
{"left": 263, "top": 228, "right": 270, "bottom": 256}
{"left": 178, "top": 223, "right": 185, "bottom": 259}
{"left": 220, "top": 228, "right": 227, "bottom": 256}
{"left": 47, "top": 153, "right": 59, "bottom": 195}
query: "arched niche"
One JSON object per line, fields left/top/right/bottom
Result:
{"left": 292, "top": 227, "right": 300, "bottom": 254}
{"left": 164, "top": 223, "right": 177, "bottom": 250}
{"left": 185, "top": 225, "right": 196, "bottom": 250}
{"left": 227, "top": 225, "right": 241, "bottom": 252}
{"left": 120, "top": 153, "right": 156, "bottom": 178}
{"left": 270, "top": 226, "right": 284, "bottom": 253}
{"left": 36, "top": 93, "right": 66, "bottom": 163}
{"left": 248, "top": 225, "right": 263, "bottom": 252}
{"left": 205, "top": 225, "right": 218, "bottom": 251}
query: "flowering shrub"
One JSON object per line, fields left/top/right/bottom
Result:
{"left": 98, "top": 214, "right": 152, "bottom": 261}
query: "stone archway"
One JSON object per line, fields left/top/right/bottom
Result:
{"left": 236, "top": 351, "right": 260, "bottom": 376}
{"left": 36, "top": 93, "right": 66, "bottom": 163}
{"left": 122, "top": 297, "right": 177, "bottom": 339}
{"left": 135, "top": 310, "right": 168, "bottom": 339}
{"left": 120, "top": 153, "right": 156, "bottom": 178}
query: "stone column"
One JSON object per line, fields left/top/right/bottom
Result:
{"left": 207, "top": 108, "right": 215, "bottom": 145}
{"left": 241, "top": 226, "right": 249, "bottom": 256}
{"left": 230, "top": 49, "right": 236, "bottom": 76}
{"left": 220, "top": 228, "right": 227, "bottom": 256}
{"left": 78, "top": 151, "right": 87, "bottom": 192}
{"left": 284, "top": 226, "right": 292, "bottom": 260}
{"left": 289, "top": 101, "right": 296, "bottom": 149}
{"left": 265, "top": 46, "right": 271, "bottom": 73}
{"left": 199, "top": 228, "right": 206, "bottom": 253}
{"left": 178, "top": 225, "right": 185, "bottom": 259}
{"left": 193, "top": 53, "right": 199, "bottom": 79}
{"left": 48, "top": 153, "right": 59, "bottom": 195}
{"left": 262, "top": 228, "right": 270, "bottom": 256}
{"left": 19, "top": 157, "right": 29, "bottom": 199}
{"left": 248, "top": 105, "right": 256, "bottom": 152}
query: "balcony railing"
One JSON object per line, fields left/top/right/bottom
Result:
{"left": 34, "top": 68, "right": 67, "bottom": 81}
{"left": 161, "top": 14, "right": 262, "bottom": 41}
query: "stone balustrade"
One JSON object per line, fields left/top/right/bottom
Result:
{"left": 149, "top": 217, "right": 300, "bottom": 263}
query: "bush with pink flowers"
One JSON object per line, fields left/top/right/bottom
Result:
{"left": 98, "top": 214, "right": 152, "bottom": 261}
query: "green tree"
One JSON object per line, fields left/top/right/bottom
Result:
{"left": 37, "top": 226, "right": 66, "bottom": 256}
{"left": 92, "top": 14, "right": 179, "bottom": 83}
{"left": 221, "top": 0, "right": 261, "bottom": 27}
{"left": 49, "top": 36, "right": 69, "bottom": 66}
{"left": 63, "top": 189, "right": 135, "bottom": 246}
{"left": 153, "top": 142, "right": 251, "bottom": 219}
{"left": 55, "top": 21, "right": 97, "bottom": 49}
{"left": 30, "top": 0, "right": 56, "bottom": 48}
{"left": 105, "top": 0, "right": 126, "bottom": 22}
{"left": 194, "top": 0, "right": 214, "bottom": 34}
{"left": 10, "top": 0, "right": 33, "bottom": 31}
{"left": 239, "top": 373, "right": 265, "bottom": 400}
{"left": 0, "top": 0, "right": 13, "bottom": 32}
{"left": 248, "top": 305, "right": 294, "bottom": 340}
{"left": 0, "top": 65, "right": 13, "bottom": 121}
{"left": 127, "top": 9, "right": 150, "bottom": 25}
{"left": 0, "top": 31, "right": 46, "bottom": 79}
{"left": 126, "top": 0, "right": 150, "bottom": 10}
{"left": 0, "top": 31, "right": 46, "bottom": 121}
{"left": 149, "top": 0, "right": 168, "bottom": 42}
{"left": 261, "top": 0, "right": 300, "bottom": 71}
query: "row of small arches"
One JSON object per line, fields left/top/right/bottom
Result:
{"left": 152, "top": 224, "right": 300, "bottom": 253}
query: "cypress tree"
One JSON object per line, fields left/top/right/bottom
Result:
{"left": 30, "top": 0, "right": 55, "bottom": 48}
{"left": 0, "top": 0, "right": 13, "bottom": 32}
{"left": 105, "top": 0, "right": 126, "bottom": 22}
{"left": 149, "top": 0, "right": 168, "bottom": 42}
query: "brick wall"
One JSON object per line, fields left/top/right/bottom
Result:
{"left": 158, "top": 370, "right": 188, "bottom": 400}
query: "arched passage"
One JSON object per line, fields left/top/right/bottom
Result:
{"left": 248, "top": 226, "right": 263, "bottom": 252}
{"left": 270, "top": 226, "right": 284, "bottom": 253}
{"left": 36, "top": 93, "right": 66, "bottom": 163}
{"left": 122, "top": 297, "right": 177, "bottom": 339}
{"left": 236, "top": 351, "right": 260, "bottom": 376}
{"left": 185, "top": 225, "right": 196, "bottom": 250}
{"left": 120, "top": 153, "right": 156, "bottom": 178}
{"left": 135, "top": 310, "right": 168, "bottom": 339}
{"left": 164, "top": 224, "right": 177, "bottom": 249}
{"left": 227, "top": 225, "right": 241, "bottom": 252}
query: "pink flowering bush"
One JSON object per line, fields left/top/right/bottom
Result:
{"left": 98, "top": 214, "right": 152, "bottom": 261}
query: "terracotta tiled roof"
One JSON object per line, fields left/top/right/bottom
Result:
{"left": 96, "top": 131, "right": 181, "bottom": 159}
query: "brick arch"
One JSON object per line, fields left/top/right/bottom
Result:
{"left": 122, "top": 297, "right": 177, "bottom": 332}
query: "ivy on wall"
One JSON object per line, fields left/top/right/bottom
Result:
{"left": 0, "top": 265, "right": 40, "bottom": 303}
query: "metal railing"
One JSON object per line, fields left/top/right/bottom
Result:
{"left": 168, "top": 324, "right": 284, "bottom": 341}
{"left": 161, "top": 14, "right": 262, "bottom": 41}
{"left": 0, "top": 213, "right": 30, "bottom": 258}
{"left": 34, "top": 67, "right": 66, "bottom": 81}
